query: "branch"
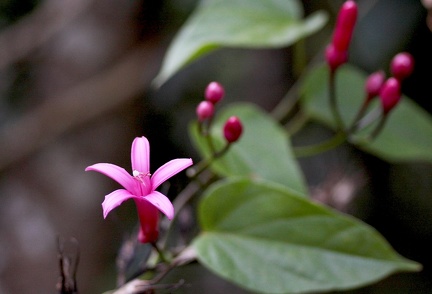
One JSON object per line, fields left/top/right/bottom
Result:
{"left": 0, "top": 41, "right": 162, "bottom": 171}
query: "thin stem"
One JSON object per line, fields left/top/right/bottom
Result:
{"left": 329, "top": 70, "right": 345, "bottom": 131}
{"left": 347, "top": 99, "right": 369, "bottom": 134}
{"left": 293, "top": 132, "right": 346, "bottom": 158}
{"left": 367, "top": 114, "right": 388, "bottom": 141}
{"left": 187, "top": 142, "right": 230, "bottom": 180}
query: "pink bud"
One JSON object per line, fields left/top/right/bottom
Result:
{"left": 379, "top": 77, "right": 401, "bottom": 114}
{"left": 325, "top": 44, "right": 348, "bottom": 71}
{"left": 205, "top": 81, "right": 225, "bottom": 104}
{"left": 390, "top": 52, "right": 414, "bottom": 81}
{"left": 332, "top": 0, "right": 358, "bottom": 52}
{"left": 365, "top": 70, "right": 386, "bottom": 101}
{"left": 196, "top": 101, "right": 214, "bottom": 121}
{"left": 223, "top": 116, "right": 243, "bottom": 143}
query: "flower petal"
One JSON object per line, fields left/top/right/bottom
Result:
{"left": 131, "top": 136, "right": 150, "bottom": 173}
{"left": 151, "top": 158, "right": 193, "bottom": 190}
{"left": 86, "top": 163, "right": 137, "bottom": 193}
{"left": 102, "top": 189, "right": 138, "bottom": 218}
{"left": 144, "top": 191, "right": 175, "bottom": 220}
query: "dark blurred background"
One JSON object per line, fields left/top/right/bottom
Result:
{"left": 0, "top": 0, "right": 431, "bottom": 293}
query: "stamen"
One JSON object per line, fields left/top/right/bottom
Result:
{"left": 133, "top": 170, "right": 140, "bottom": 177}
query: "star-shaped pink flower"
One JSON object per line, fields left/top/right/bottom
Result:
{"left": 86, "top": 136, "right": 193, "bottom": 243}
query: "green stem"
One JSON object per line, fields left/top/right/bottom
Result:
{"left": 285, "top": 110, "right": 309, "bottom": 136}
{"left": 329, "top": 70, "right": 345, "bottom": 131}
{"left": 151, "top": 242, "right": 167, "bottom": 263}
{"left": 293, "top": 132, "right": 346, "bottom": 158}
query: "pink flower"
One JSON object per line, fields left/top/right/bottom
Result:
{"left": 85, "top": 136, "right": 193, "bottom": 243}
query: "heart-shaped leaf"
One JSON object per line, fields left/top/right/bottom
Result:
{"left": 193, "top": 178, "right": 420, "bottom": 293}
{"left": 301, "top": 64, "right": 432, "bottom": 163}
{"left": 190, "top": 102, "right": 307, "bottom": 195}
{"left": 154, "top": 0, "right": 327, "bottom": 86}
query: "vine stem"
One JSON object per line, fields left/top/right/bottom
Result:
{"left": 187, "top": 142, "right": 230, "bottom": 180}
{"left": 293, "top": 132, "right": 346, "bottom": 157}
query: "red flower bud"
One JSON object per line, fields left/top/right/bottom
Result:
{"left": 379, "top": 77, "right": 401, "bottom": 114}
{"left": 325, "top": 44, "right": 348, "bottom": 71}
{"left": 390, "top": 52, "right": 414, "bottom": 81}
{"left": 332, "top": 0, "right": 358, "bottom": 52}
{"left": 223, "top": 116, "right": 243, "bottom": 143}
{"left": 205, "top": 81, "right": 225, "bottom": 104}
{"left": 196, "top": 101, "right": 214, "bottom": 121}
{"left": 365, "top": 70, "right": 386, "bottom": 101}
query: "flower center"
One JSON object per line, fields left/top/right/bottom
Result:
{"left": 133, "top": 170, "right": 152, "bottom": 195}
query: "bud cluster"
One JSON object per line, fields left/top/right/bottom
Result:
{"left": 196, "top": 81, "right": 243, "bottom": 144}
{"left": 349, "top": 51, "right": 415, "bottom": 138}
{"left": 363, "top": 52, "right": 414, "bottom": 114}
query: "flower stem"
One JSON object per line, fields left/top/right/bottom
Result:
{"left": 187, "top": 142, "right": 230, "bottom": 180}
{"left": 329, "top": 70, "right": 345, "bottom": 132}
{"left": 367, "top": 114, "right": 388, "bottom": 141}
{"left": 198, "top": 119, "right": 216, "bottom": 154}
{"left": 293, "top": 131, "right": 346, "bottom": 158}
{"left": 347, "top": 99, "right": 369, "bottom": 134}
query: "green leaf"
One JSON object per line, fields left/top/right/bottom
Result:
{"left": 154, "top": 0, "right": 328, "bottom": 86}
{"left": 193, "top": 178, "right": 421, "bottom": 294}
{"left": 301, "top": 64, "right": 432, "bottom": 163}
{"left": 190, "top": 102, "right": 307, "bottom": 195}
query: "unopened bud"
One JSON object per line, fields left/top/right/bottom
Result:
{"left": 390, "top": 52, "right": 414, "bottom": 81}
{"left": 379, "top": 77, "right": 401, "bottom": 114}
{"left": 365, "top": 70, "right": 386, "bottom": 101}
{"left": 325, "top": 44, "right": 348, "bottom": 72}
{"left": 196, "top": 101, "right": 214, "bottom": 121}
{"left": 332, "top": 0, "right": 358, "bottom": 52}
{"left": 205, "top": 82, "right": 225, "bottom": 104}
{"left": 223, "top": 116, "right": 243, "bottom": 143}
